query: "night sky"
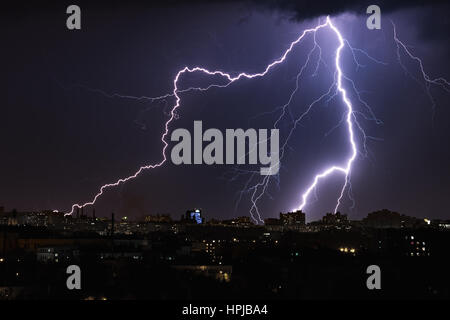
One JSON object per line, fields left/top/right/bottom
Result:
{"left": 1, "top": 1, "right": 449, "bottom": 222}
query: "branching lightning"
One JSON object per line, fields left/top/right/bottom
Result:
{"left": 64, "top": 18, "right": 330, "bottom": 217}
{"left": 63, "top": 16, "right": 449, "bottom": 224}
{"left": 391, "top": 20, "right": 450, "bottom": 116}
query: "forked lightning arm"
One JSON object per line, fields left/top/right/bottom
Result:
{"left": 295, "top": 19, "right": 357, "bottom": 214}
{"left": 64, "top": 18, "right": 330, "bottom": 216}
{"left": 64, "top": 16, "right": 449, "bottom": 222}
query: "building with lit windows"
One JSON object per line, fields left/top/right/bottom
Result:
{"left": 184, "top": 209, "right": 204, "bottom": 224}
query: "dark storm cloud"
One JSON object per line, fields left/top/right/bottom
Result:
{"left": 148, "top": 0, "right": 448, "bottom": 20}
{"left": 3, "top": 0, "right": 448, "bottom": 16}
{"left": 7, "top": 0, "right": 445, "bottom": 37}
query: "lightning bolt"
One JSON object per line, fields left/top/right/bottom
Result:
{"left": 63, "top": 16, "right": 449, "bottom": 224}
{"left": 236, "top": 17, "right": 382, "bottom": 222}
{"left": 64, "top": 18, "right": 331, "bottom": 216}
{"left": 391, "top": 20, "right": 450, "bottom": 116}
{"left": 295, "top": 19, "right": 357, "bottom": 214}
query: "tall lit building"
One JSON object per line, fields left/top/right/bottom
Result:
{"left": 185, "top": 209, "right": 204, "bottom": 224}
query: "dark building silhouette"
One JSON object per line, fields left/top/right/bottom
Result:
{"left": 111, "top": 212, "right": 115, "bottom": 235}
{"left": 264, "top": 211, "right": 305, "bottom": 231}
{"left": 322, "top": 212, "right": 348, "bottom": 227}
{"left": 363, "top": 209, "right": 421, "bottom": 228}
{"left": 144, "top": 214, "right": 172, "bottom": 223}
{"left": 280, "top": 210, "right": 306, "bottom": 226}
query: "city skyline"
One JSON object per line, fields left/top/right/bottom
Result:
{"left": 1, "top": 204, "right": 446, "bottom": 227}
